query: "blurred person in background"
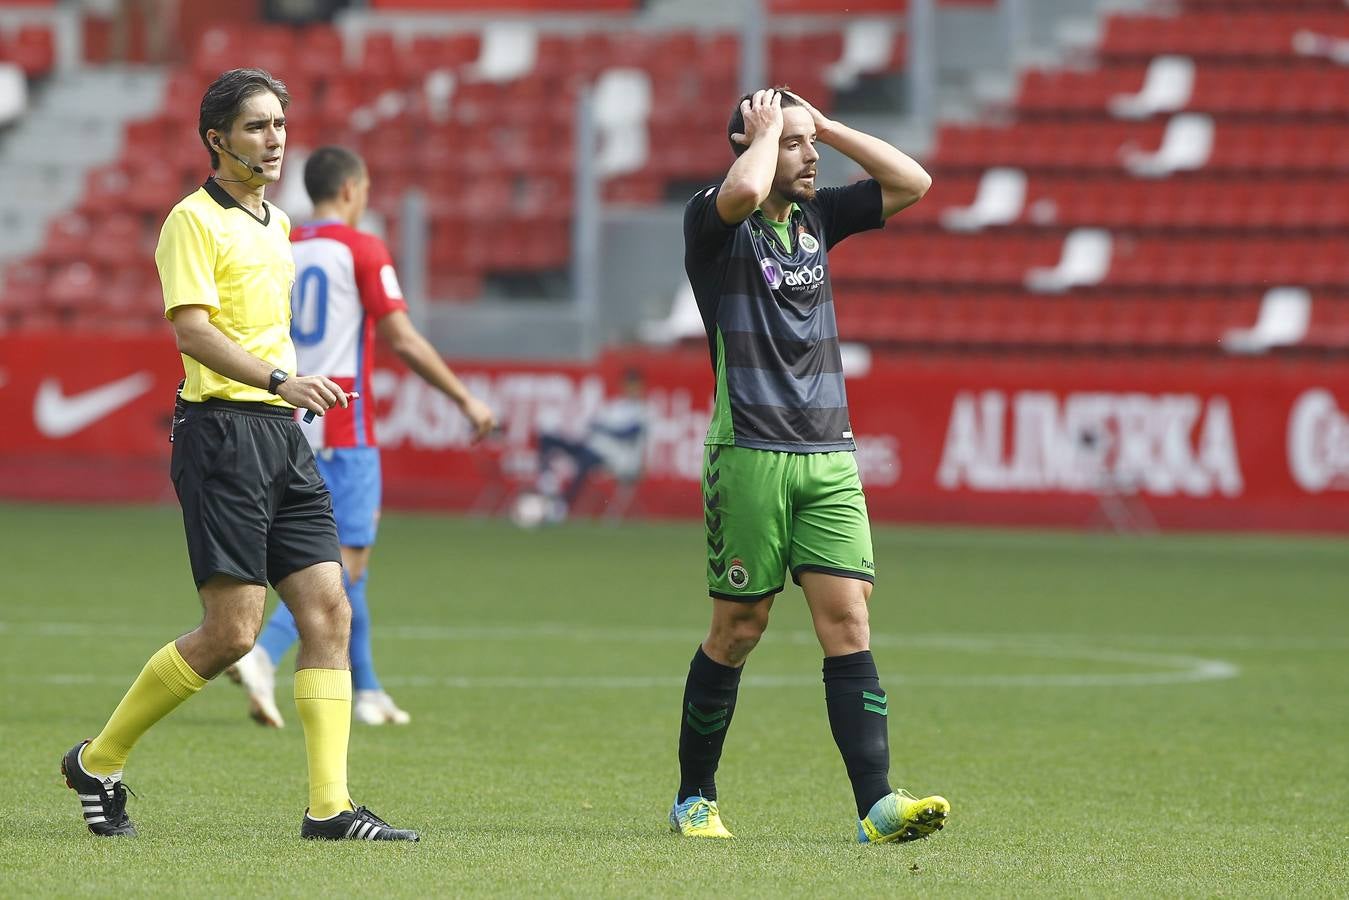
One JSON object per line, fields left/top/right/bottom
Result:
{"left": 513, "top": 368, "right": 647, "bottom": 527}
{"left": 668, "top": 87, "right": 950, "bottom": 844}
{"left": 228, "top": 146, "right": 496, "bottom": 728}
{"left": 61, "top": 69, "right": 418, "bottom": 842}
{"left": 101, "top": 0, "right": 179, "bottom": 65}
{"left": 263, "top": 0, "right": 352, "bottom": 25}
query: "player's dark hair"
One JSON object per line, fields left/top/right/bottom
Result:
{"left": 199, "top": 67, "right": 290, "bottom": 169}
{"left": 727, "top": 86, "right": 803, "bottom": 157}
{"left": 304, "top": 146, "right": 366, "bottom": 204}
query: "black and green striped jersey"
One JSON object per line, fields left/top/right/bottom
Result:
{"left": 683, "top": 178, "right": 885, "bottom": 453}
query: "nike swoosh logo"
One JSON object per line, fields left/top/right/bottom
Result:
{"left": 33, "top": 372, "right": 156, "bottom": 439}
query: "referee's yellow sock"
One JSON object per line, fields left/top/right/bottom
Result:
{"left": 295, "top": 668, "right": 355, "bottom": 819}
{"left": 82, "top": 641, "right": 208, "bottom": 776}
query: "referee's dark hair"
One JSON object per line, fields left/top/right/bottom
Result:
{"left": 198, "top": 68, "right": 291, "bottom": 169}
{"left": 727, "top": 86, "right": 802, "bottom": 158}
{"left": 304, "top": 146, "right": 365, "bottom": 204}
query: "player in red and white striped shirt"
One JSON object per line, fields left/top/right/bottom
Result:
{"left": 230, "top": 146, "right": 496, "bottom": 728}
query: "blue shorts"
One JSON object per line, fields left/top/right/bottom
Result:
{"left": 315, "top": 447, "right": 382, "bottom": 548}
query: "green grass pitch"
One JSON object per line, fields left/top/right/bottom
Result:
{"left": 2, "top": 502, "right": 1346, "bottom": 897}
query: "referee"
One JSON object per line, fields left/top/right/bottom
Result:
{"left": 60, "top": 68, "right": 418, "bottom": 842}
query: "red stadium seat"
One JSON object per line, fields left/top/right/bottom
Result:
{"left": 533, "top": 34, "right": 577, "bottom": 80}
{"left": 88, "top": 214, "right": 150, "bottom": 268}
{"left": 27, "top": 4, "right": 1346, "bottom": 343}
{"left": 426, "top": 270, "right": 485, "bottom": 302}
{"left": 81, "top": 164, "right": 136, "bottom": 217}
{"left": 360, "top": 31, "right": 399, "bottom": 78}
{"left": 46, "top": 262, "right": 102, "bottom": 312}
{"left": 699, "top": 34, "right": 741, "bottom": 81}
{"left": 935, "top": 120, "right": 1347, "bottom": 173}
{"left": 1100, "top": 12, "right": 1348, "bottom": 61}
{"left": 293, "top": 25, "right": 344, "bottom": 82}
{"left": 40, "top": 214, "right": 94, "bottom": 266}
{"left": 396, "top": 33, "right": 482, "bottom": 81}
{"left": 11, "top": 307, "right": 63, "bottom": 332}
{"left": 1303, "top": 295, "right": 1349, "bottom": 350}
{"left": 917, "top": 174, "right": 1349, "bottom": 231}
{"left": 192, "top": 23, "right": 248, "bottom": 79}
{"left": 603, "top": 174, "right": 663, "bottom": 205}
{"left": 0, "top": 259, "right": 49, "bottom": 315}
{"left": 368, "top": 0, "right": 634, "bottom": 9}
{"left": 833, "top": 286, "right": 1304, "bottom": 351}
{"left": 102, "top": 263, "right": 164, "bottom": 320}
{"left": 11, "top": 24, "right": 55, "bottom": 77}
{"left": 250, "top": 27, "right": 295, "bottom": 79}
{"left": 768, "top": 0, "right": 907, "bottom": 10}
{"left": 1182, "top": 0, "right": 1343, "bottom": 10}
{"left": 1019, "top": 62, "right": 1349, "bottom": 117}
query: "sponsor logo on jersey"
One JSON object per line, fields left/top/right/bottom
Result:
{"left": 760, "top": 258, "right": 783, "bottom": 289}
{"left": 762, "top": 259, "right": 826, "bottom": 291}
{"left": 937, "top": 389, "right": 1244, "bottom": 497}
{"left": 1287, "top": 388, "right": 1349, "bottom": 492}
{"left": 782, "top": 264, "right": 826, "bottom": 288}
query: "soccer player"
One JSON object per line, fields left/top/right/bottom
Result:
{"left": 669, "top": 88, "right": 950, "bottom": 843}
{"left": 60, "top": 68, "right": 417, "bottom": 841}
{"left": 518, "top": 367, "right": 646, "bottom": 525}
{"left": 228, "top": 146, "right": 496, "bottom": 728}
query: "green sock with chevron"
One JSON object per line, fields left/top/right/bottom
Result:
{"left": 677, "top": 646, "right": 742, "bottom": 803}
{"left": 824, "top": 650, "right": 894, "bottom": 817}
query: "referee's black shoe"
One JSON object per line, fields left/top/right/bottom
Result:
{"left": 61, "top": 740, "right": 136, "bottom": 837}
{"left": 301, "top": 805, "right": 420, "bottom": 842}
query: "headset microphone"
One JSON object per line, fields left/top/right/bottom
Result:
{"left": 213, "top": 137, "right": 264, "bottom": 175}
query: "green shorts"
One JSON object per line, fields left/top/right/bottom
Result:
{"left": 703, "top": 445, "right": 875, "bottom": 602}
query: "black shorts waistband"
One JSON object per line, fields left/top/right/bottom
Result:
{"left": 187, "top": 397, "right": 296, "bottom": 419}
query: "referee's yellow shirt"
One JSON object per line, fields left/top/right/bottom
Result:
{"left": 156, "top": 178, "right": 297, "bottom": 405}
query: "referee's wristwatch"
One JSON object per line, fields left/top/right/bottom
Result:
{"left": 267, "top": 368, "right": 290, "bottom": 395}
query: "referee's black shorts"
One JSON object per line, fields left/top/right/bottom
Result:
{"left": 170, "top": 398, "right": 341, "bottom": 589}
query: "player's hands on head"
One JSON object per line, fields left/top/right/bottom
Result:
{"left": 781, "top": 89, "right": 834, "bottom": 135}
{"left": 462, "top": 396, "right": 498, "bottom": 443}
{"left": 280, "top": 374, "right": 350, "bottom": 417}
{"left": 731, "top": 88, "right": 784, "bottom": 148}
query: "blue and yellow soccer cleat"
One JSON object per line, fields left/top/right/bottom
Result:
{"left": 669, "top": 795, "right": 734, "bottom": 838}
{"left": 858, "top": 789, "right": 950, "bottom": 844}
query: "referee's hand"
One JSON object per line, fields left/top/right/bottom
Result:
{"left": 278, "top": 374, "right": 350, "bottom": 418}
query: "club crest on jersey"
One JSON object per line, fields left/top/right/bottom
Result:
{"left": 760, "top": 258, "right": 784, "bottom": 289}
{"left": 799, "top": 232, "right": 819, "bottom": 254}
{"left": 728, "top": 558, "right": 750, "bottom": 590}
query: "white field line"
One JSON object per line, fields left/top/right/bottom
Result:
{"left": 0, "top": 620, "right": 1243, "bottom": 688}
{"left": 0, "top": 618, "right": 1343, "bottom": 650}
